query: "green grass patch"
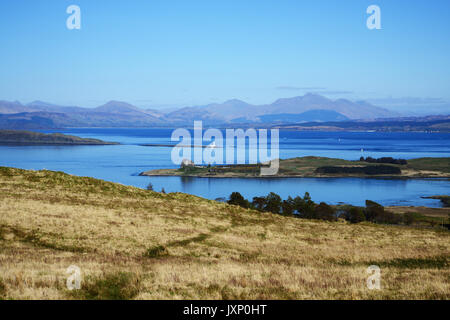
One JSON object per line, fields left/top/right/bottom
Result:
{"left": 369, "top": 255, "right": 449, "bottom": 269}
{"left": 144, "top": 245, "right": 169, "bottom": 258}
{"left": 329, "top": 255, "right": 449, "bottom": 269}
{"left": 0, "top": 167, "right": 16, "bottom": 177}
{"left": 68, "top": 272, "right": 141, "bottom": 300}
{"left": 0, "top": 225, "right": 86, "bottom": 253}
{"left": 407, "top": 157, "right": 450, "bottom": 173}
{"left": 0, "top": 279, "right": 6, "bottom": 300}
{"left": 167, "top": 233, "right": 210, "bottom": 247}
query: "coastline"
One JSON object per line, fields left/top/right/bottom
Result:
{"left": 0, "top": 130, "right": 119, "bottom": 145}
{"left": 139, "top": 171, "right": 450, "bottom": 179}
{"left": 140, "top": 156, "right": 450, "bottom": 179}
{"left": 0, "top": 141, "right": 118, "bottom": 146}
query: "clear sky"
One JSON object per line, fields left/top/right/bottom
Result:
{"left": 0, "top": 0, "right": 449, "bottom": 114}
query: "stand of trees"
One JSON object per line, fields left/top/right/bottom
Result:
{"left": 360, "top": 156, "right": 407, "bottom": 165}
{"left": 228, "top": 192, "right": 409, "bottom": 225}
{"left": 315, "top": 165, "right": 401, "bottom": 175}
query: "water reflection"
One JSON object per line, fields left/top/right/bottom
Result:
{"left": 158, "top": 175, "right": 446, "bottom": 207}
{"left": 1, "top": 128, "right": 448, "bottom": 207}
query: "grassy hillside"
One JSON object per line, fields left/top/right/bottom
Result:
{"left": 0, "top": 130, "right": 118, "bottom": 145}
{"left": 0, "top": 167, "right": 448, "bottom": 300}
{"left": 407, "top": 158, "right": 450, "bottom": 174}
{"left": 142, "top": 156, "right": 450, "bottom": 178}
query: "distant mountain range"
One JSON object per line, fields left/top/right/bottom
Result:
{"left": 0, "top": 94, "right": 405, "bottom": 129}
{"left": 257, "top": 110, "right": 349, "bottom": 123}
{"left": 164, "top": 94, "right": 398, "bottom": 124}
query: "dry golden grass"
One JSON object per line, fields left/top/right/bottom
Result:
{"left": 0, "top": 166, "right": 448, "bottom": 300}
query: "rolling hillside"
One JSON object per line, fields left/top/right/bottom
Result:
{"left": 0, "top": 167, "right": 448, "bottom": 299}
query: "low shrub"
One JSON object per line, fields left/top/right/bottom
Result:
{"left": 69, "top": 272, "right": 141, "bottom": 300}
{"left": 365, "top": 200, "right": 399, "bottom": 224}
{"left": 228, "top": 192, "right": 250, "bottom": 208}
{"left": 360, "top": 156, "right": 407, "bottom": 165}
{"left": 315, "top": 165, "right": 401, "bottom": 175}
{"left": 0, "top": 279, "right": 6, "bottom": 300}
{"left": 345, "top": 207, "right": 366, "bottom": 223}
{"left": 145, "top": 245, "right": 169, "bottom": 258}
{"left": 403, "top": 212, "right": 415, "bottom": 225}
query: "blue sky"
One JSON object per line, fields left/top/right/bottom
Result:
{"left": 0, "top": 0, "right": 449, "bottom": 114}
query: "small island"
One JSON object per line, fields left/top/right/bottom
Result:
{"left": 140, "top": 156, "right": 450, "bottom": 178}
{"left": 0, "top": 130, "right": 118, "bottom": 145}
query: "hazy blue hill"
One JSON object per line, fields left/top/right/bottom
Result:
{"left": 0, "top": 94, "right": 443, "bottom": 129}
{"left": 166, "top": 93, "right": 399, "bottom": 123}
{"left": 26, "top": 101, "right": 89, "bottom": 113}
{"left": 258, "top": 109, "right": 349, "bottom": 123}
{"left": 275, "top": 115, "right": 450, "bottom": 132}
{"left": 0, "top": 99, "right": 167, "bottom": 128}
{"left": 0, "top": 100, "right": 35, "bottom": 114}
{"left": 165, "top": 99, "right": 253, "bottom": 124}
{"left": 0, "top": 112, "right": 59, "bottom": 129}
{"left": 267, "top": 94, "right": 397, "bottom": 119}
{"left": 94, "top": 100, "right": 146, "bottom": 115}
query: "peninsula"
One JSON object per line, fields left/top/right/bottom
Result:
{"left": 0, "top": 130, "right": 118, "bottom": 145}
{"left": 140, "top": 156, "right": 450, "bottom": 178}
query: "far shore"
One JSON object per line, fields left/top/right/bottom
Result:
{"left": 139, "top": 171, "right": 450, "bottom": 179}
{"left": 0, "top": 130, "right": 118, "bottom": 145}
{"left": 140, "top": 143, "right": 217, "bottom": 148}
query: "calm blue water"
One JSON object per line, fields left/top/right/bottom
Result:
{"left": 0, "top": 128, "right": 449, "bottom": 207}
